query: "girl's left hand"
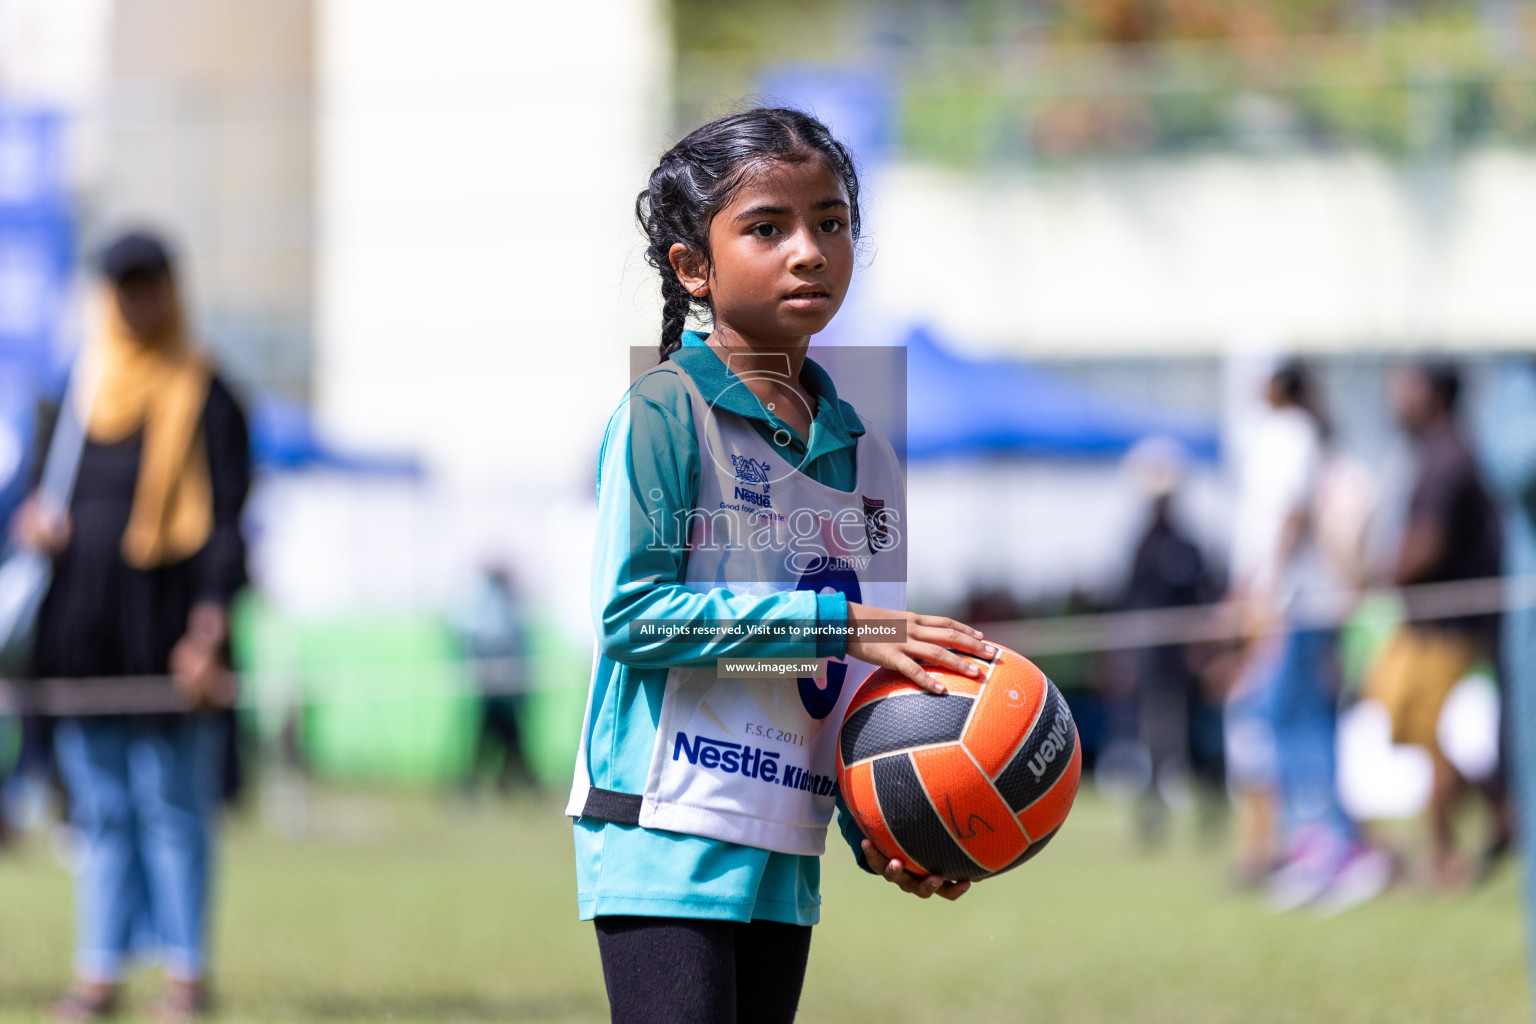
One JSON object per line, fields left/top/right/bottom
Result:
{"left": 861, "top": 840, "right": 972, "bottom": 901}
{"left": 844, "top": 603, "right": 994, "bottom": 696}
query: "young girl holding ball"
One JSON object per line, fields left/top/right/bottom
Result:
{"left": 568, "top": 107, "right": 994, "bottom": 1024}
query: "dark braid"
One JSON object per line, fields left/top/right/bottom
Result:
{"left": 658, "top": 276, "right": 692, "bottom": 361}
{"left": 635, "top": 107, "right": 862, "bottom": 362}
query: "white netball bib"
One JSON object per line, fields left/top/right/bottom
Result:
{"left": 568, "top": 358, "right": 906, "bottom": 856}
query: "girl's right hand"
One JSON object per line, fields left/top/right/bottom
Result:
{"left": 844, "top": 602, "right": 995, "bottom": 696}
{"left": 10, "top": 495, "right": 70, "bottom": 556}
{"left": 861, "top": 840, "right": 973, "bottom": 901}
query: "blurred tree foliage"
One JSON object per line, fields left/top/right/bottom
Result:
{"left": 673, "top": 0, "right": 1536, "bottom": 162}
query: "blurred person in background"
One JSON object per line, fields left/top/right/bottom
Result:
{"left": 1120, "top": 438, "right": 1223, "bottom": 846}
{"left": 1370, "top": 361, "right": 1508, "bottom": 889}
{"left": 453, "top": 563, "right": 535, "bottom": 795}
{"left": 8, "top": 231, "right": 250, "bottom": 1022}
{"left": 1226, "top": 361, "right": 1388, "bottom": 910}
{"left": 1476, "top": 356, "right": 1536, "bottom": 983}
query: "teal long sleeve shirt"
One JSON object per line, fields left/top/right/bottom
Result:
{"left": 574, "top": 331, "right": 876, "bottom": 925}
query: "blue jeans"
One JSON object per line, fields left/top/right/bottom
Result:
{"left": 53, "top": 715, "right": 224, "bottom": 982}
{"left": 1263, "top": 628, "right": 1354, "bottom": 845}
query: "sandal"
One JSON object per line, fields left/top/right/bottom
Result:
{"left": 148, "top": 980, "right": 212, "bottom": 1023}
{"left": 49, "top": 983, "right": 120, "bottom": 1023}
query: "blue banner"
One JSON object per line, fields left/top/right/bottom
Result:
{"left": 0, "top": 108, "right": 74, "bottom": 518}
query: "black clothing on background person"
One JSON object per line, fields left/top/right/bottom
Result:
{"left": 31, "top": 377, "right": 249, "bottom": 684}
{"left": 1123, "top": 499, "right": 1224, "bottom": 837}
{"left": 1405, "top": 419, "right": 1502, "bottom": 647}
{"left": 1407, "top": 421, "right": 1503, "bottom": 584}
{"left": 1126, "top": 505, "right": 1207, "bottom": 611}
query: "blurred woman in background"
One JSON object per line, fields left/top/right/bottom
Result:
{"left": 1225, "top": 361, "right": 1389, "bottom": 912}
{"left": 10, "top": 231, "right": 250, "bottom": 1022}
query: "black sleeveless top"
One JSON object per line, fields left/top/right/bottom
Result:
{"left": 33, "top": 376, "right": 250, "bottom": 680}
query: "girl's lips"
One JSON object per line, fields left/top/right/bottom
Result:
{"left": 783, "top": 292, "right": 831, "bottom": 309}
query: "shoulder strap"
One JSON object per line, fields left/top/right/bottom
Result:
{"left": 635, "top": 359, "right": 684, "bottom": 382}
{"left": 631, "top": 358, "right": 706, "bottom": 414}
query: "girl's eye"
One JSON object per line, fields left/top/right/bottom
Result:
{"left": 820, "top": 218, "right": 844, "bottom": 234}
{"left": 751, "top": 223, "right": 778, "bottom": 238}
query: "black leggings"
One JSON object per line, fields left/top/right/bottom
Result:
{"left": 594, "top": 915, "right": 812, "bottom": 1024}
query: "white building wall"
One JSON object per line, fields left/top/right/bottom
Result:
{"left": 315, "top": 0, "right": 668, "bottom": 489}
{"left": 864, "top": 152, "right": 1536, "bottom": 358}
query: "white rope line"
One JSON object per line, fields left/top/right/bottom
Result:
{"left": 0, "top": 575, "right": 1529, "bottom": 716}
{"left": 991, "top": 575, "right": 1530, "bottom": 658}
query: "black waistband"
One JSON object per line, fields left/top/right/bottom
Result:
{"left": 580, "top": 787, "right": 643, "bottom": 826}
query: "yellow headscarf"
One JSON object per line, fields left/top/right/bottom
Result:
{"left": 77, "top": 282, "right": 214, "bottom": 569}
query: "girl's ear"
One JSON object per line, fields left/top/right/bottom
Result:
{"left": 668, "top": 242, "right": 710, "bottom": 300}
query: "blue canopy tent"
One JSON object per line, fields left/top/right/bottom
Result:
{"left": 903, "top": 327, "right": 1221, "bottom": 462}
{"left": 249, "top": 391, "right": 422, "bottom": 476}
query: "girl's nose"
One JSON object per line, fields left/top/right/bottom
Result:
{"left": 791, "top": 231, "right": 827, "bottom": 271}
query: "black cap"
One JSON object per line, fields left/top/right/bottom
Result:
{"left": 98, "top": 231, "right": 174, "bottom": 284}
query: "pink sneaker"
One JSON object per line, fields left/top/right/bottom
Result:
{"left": 1315, "top": 844, "right": 1395, "bottom": 916}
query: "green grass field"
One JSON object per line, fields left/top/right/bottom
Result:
{"left": 0, "top": 787, "right": 1527, "bottom": 1023}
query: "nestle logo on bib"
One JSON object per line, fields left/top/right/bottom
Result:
{"left": 730, "top": 454, "right": 771, "bottom": 484}
{"left": 673, "top": 731, "right": 781, "bottom": 782}
{"left": 673, "top": 732, "right": 838, "bottom": 797}
{"left": 731, "top": 485, "right": 770, "bottom": 508}
{"left": 728, "top": 454, "right": 773, "bottom": 509}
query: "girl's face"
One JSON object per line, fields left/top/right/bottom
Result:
{"left": 673, "top": 156, "right": 854, "bottom": 348}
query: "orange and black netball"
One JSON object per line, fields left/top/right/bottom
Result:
{"left": 836, "top": 644, "right": 1081, "bottom": 881}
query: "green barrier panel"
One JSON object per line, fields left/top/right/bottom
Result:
{"left": 297, "top": 614, "right": 477, "bottom": 785}
{"left": 229, "top": 592, "right": 302, "bottom": 749}
{"left": 231, "top": 596, "right": 591, "bottom": 789}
